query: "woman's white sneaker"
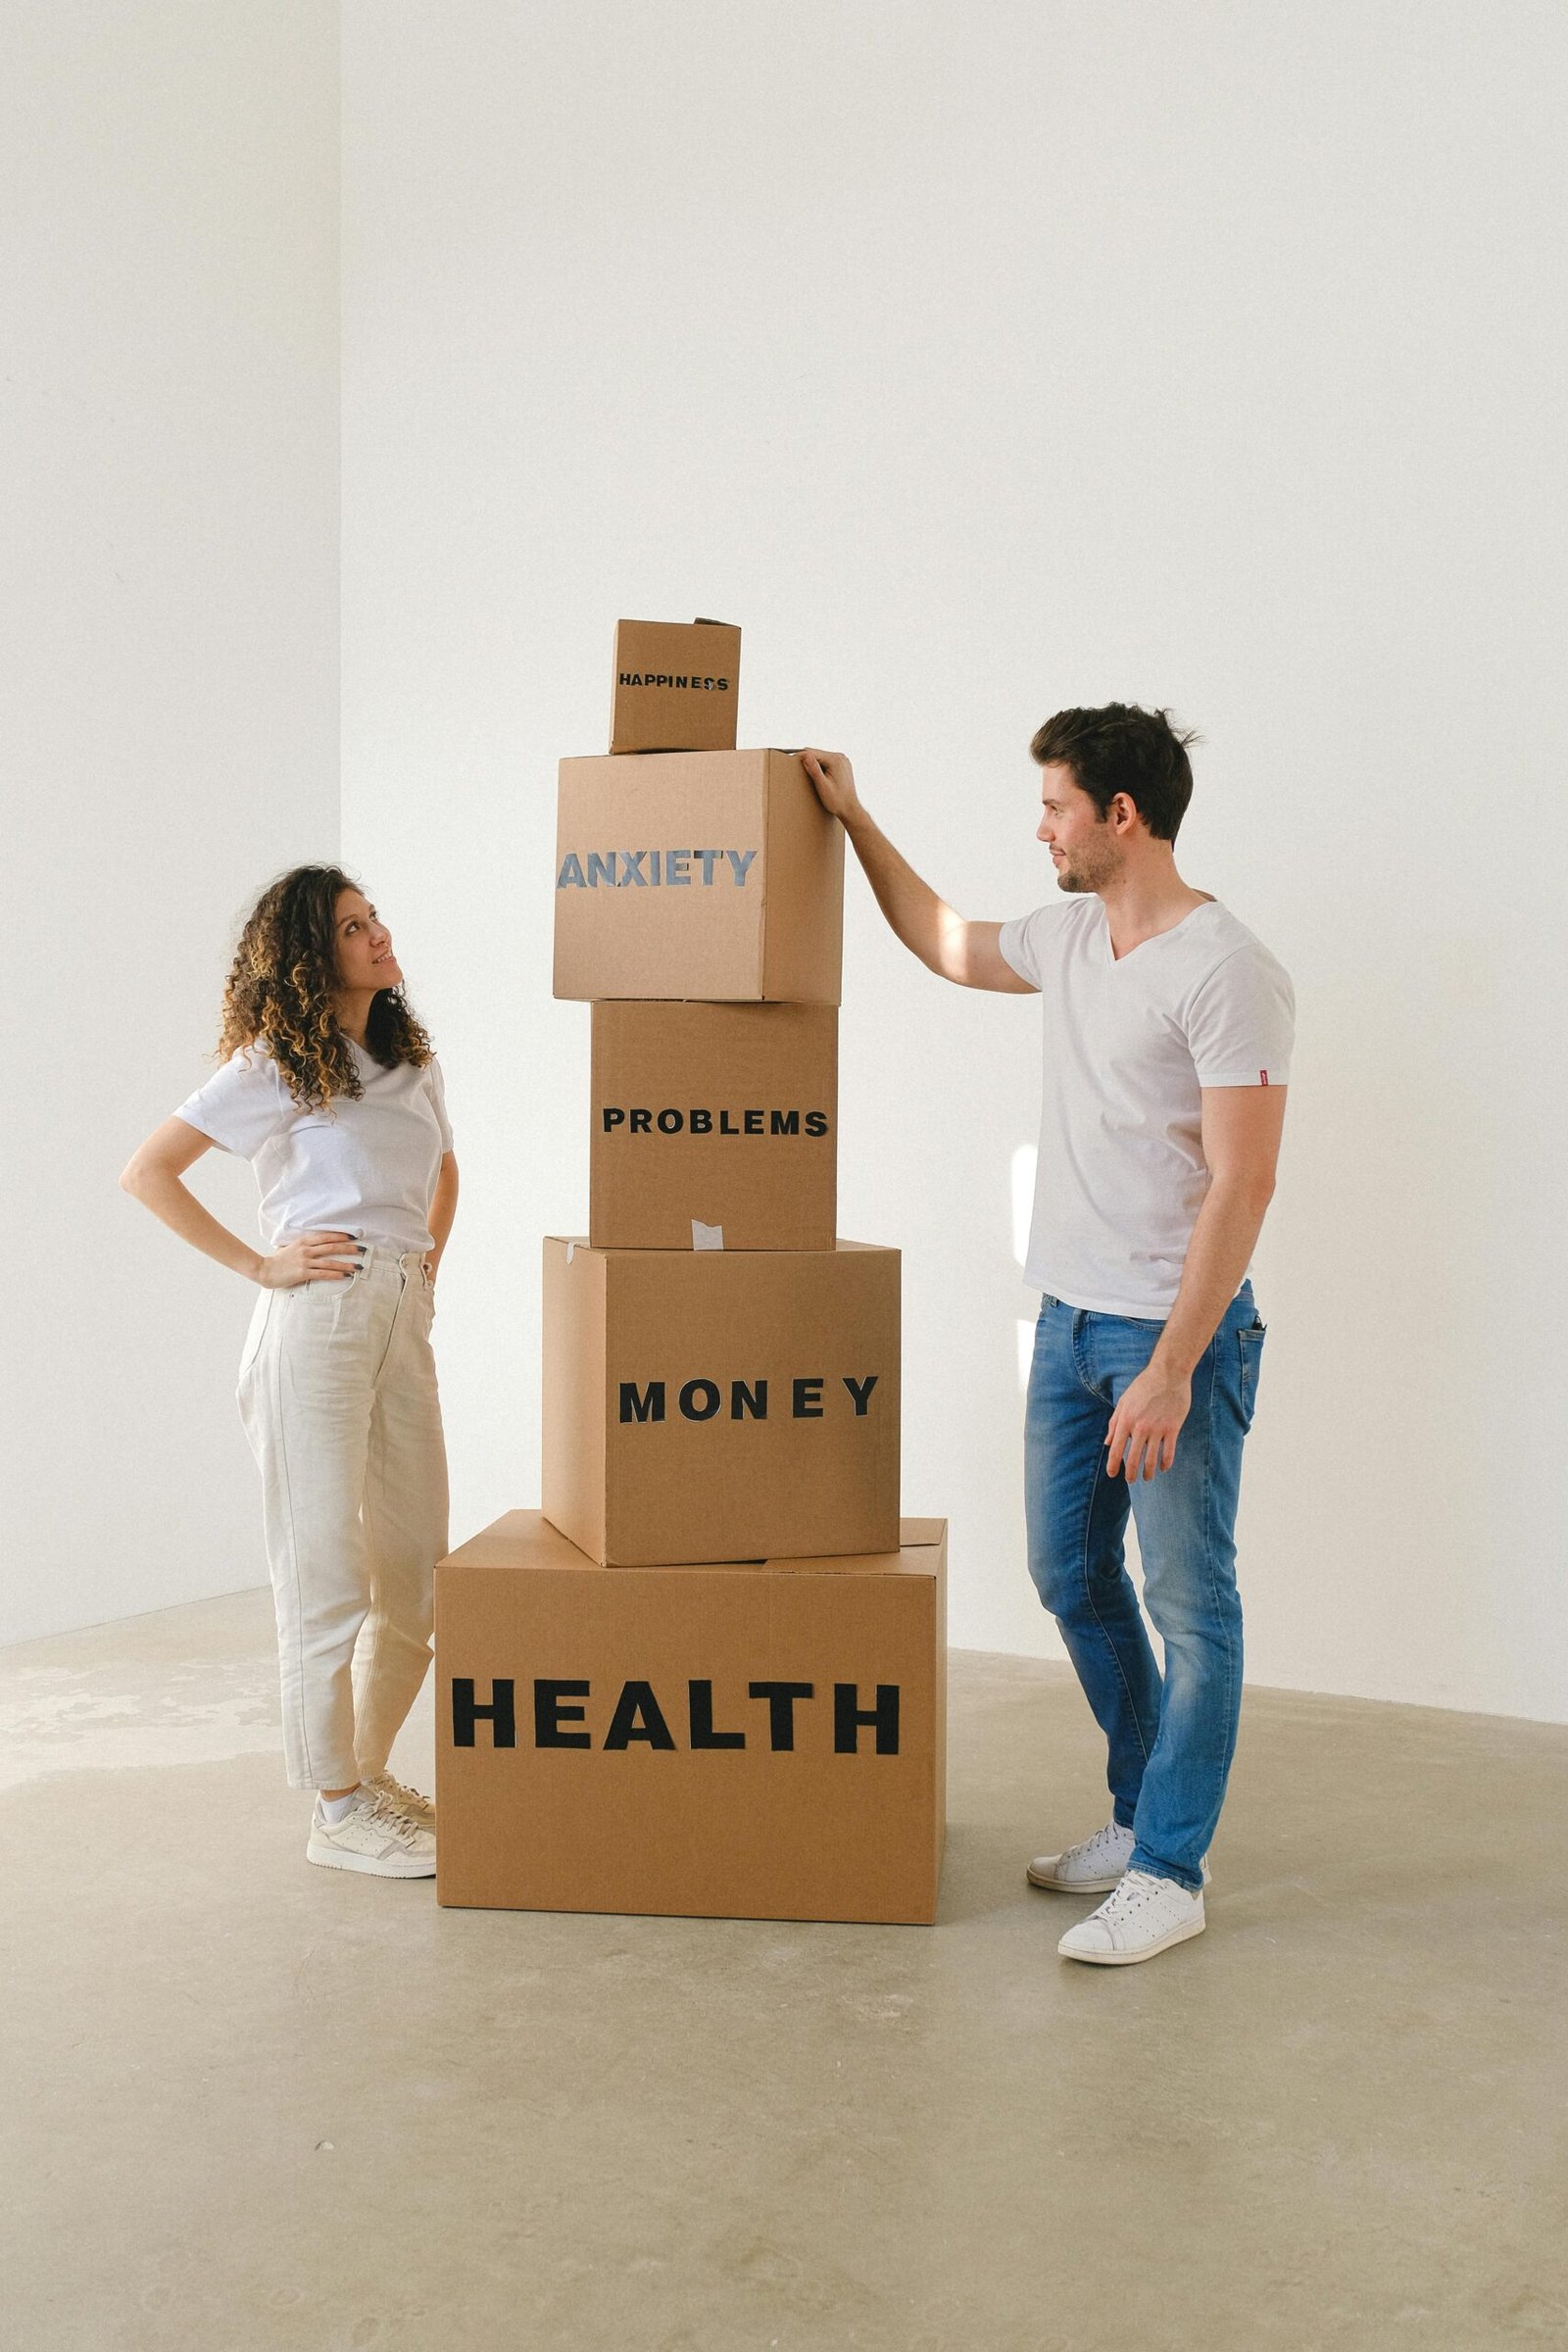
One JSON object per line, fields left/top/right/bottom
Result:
{"left": 362, "top": 1768, "right": 435, "bottom": 1831}
{"left": 1056, "top": 1868, "right": 1205, "bottom": 1965}
{"left": 307, "top": 1787, "right": 436, "bottom": 1878}
{"left": 1026, "top": 1819, "right": 1136, "bottom": 1892}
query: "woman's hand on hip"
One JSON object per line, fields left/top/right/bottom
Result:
{"left": 257, "top": 1232, "right": 361, "bottom": 1290}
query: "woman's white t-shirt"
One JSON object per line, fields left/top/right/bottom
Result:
{"left": 173, "top": 1042, "right": 454, "bottom": 1256}
{"left": 998, "top": 896, "right": 1295, "bottom": 1317}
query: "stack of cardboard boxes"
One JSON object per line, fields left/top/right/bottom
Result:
{"left": 435, "top": 623, "right": 947, "bottom": 1926}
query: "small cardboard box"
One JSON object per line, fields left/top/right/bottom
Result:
{"left": 435, "top": 1510, "right": 947, "bottom": 1924}
{"left": 611, "top": 618, "right": 742, "bottom": 754}
{"left": 542, "top": 1238, "right": 900, "bottom": 1566}
{"left": 590, "top": 1002, "right": 838, "bottom": 1251}
{"left": 553, "top": 749, "right": 843, "bottom": 1004}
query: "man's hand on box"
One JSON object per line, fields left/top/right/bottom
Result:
{"left": 801, "top": 749, "right": 859, "bottom": 824}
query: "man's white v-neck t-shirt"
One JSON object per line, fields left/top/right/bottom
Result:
{"left": 998, "top": 895, "right": 1294, "bottom": 1317}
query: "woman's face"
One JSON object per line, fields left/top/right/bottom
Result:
{"left": 332, "top": 888, "right": 403, "bottom": 995}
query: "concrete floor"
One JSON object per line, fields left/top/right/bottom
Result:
{"left": 2, "top": 1594, "right": 1564, "bottom": 2352}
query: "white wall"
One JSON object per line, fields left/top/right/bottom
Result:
{"left": 2, "top": 5, "right": 341, "bottom": 1642}
{"left": 254, "top": 0, "right": 1551, "bottom": 1727}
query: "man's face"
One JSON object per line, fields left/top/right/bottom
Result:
{"left": 1036, "top": 762, "right": 1124, "bottom": 895}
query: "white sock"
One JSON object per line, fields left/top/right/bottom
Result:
{"left": 318, "top": 1788, "right": 358, "bottom": 1824}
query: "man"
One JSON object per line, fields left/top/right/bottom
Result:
{"left": 802, "top": 707, "right": 1293, "bottom": 1967}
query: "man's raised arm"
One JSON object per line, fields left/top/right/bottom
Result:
{"left": 801, "top": 750, "right": 1036, "bottom": 994}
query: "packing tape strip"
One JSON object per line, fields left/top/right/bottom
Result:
{"left": 691, "top": 1220, "right": 724, "bottom": 1251}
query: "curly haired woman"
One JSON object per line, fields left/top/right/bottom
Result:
{"left": 121, "top": 866, "right": 458, "bottom": 1880}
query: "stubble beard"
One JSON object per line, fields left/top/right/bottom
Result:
{"left": 1056, "top": 840, "right": 1122, "bottom": 896}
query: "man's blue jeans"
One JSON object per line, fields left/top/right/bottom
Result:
{"left": 1024, "top": 1283, "right": 1267, "bottom": 1893}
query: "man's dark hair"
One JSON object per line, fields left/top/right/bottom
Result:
{"left": 1029, "top": 704, "right": 1200, "bottom": 843}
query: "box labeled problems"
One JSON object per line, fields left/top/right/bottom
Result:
{"left": 590, "top": 1002, "right": 837, "bottom": 1251}
{"left": 553, "top": 749, "right": 843, "bottom": 1004}
{"left": 435, "top": 1509, "right": 947, "bottom": 1924}
{"left": 542, "top": 1238, "right": 900, "bottom": 1566}
{"left": 611, "top": 618, "right": 741, "bottom": 754}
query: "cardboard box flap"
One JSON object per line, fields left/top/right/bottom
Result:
{"left": 897, "top": 1518, "right": 946, "bottom": 1549}
{"left": 440, "top": 1510, "right": 941, "bottom": 1583}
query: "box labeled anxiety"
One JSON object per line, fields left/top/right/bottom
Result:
{"left": 541, "top": 1239, "right": 901, "bottom": 1566}
{"left": 591, "top": 1002, "right": 838, "bottom": 1250}
{"left": 611, "top": 617, "right": 742, "bottom": 754}
{"left": 553, "top": 750, "right": 844, "bottom": 1003}
{"left": 435, "top": 1509, "right": 947, "bottom": 1924}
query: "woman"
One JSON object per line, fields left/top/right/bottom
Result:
{"left": 121, "top": 866, "right": 458, "bottom": 1879}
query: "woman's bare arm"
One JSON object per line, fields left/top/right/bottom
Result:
{"left": 120, "top": 1118, "right": 356, "bottom": 1288}
{"left": 425, "top": 1152, "right": 459, "bottom": 1280}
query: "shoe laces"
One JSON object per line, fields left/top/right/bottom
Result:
{"left": 361, "top": 1788, "right": 422, "bottom": 1844}
{"left": 1101, "top": 1870, "right": 1185, "bottom": 1918}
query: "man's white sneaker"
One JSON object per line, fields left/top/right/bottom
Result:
{"left": 1056, "top": 1868, "right": 1205, "bottom": 1966}
{"left": 1027, "top": 1819, "right": 1136, "bottom": 1893}
{"left": 363, "top": 1769, "right": 435, "bottom": 1831}
{"left": 306, "top": 1788, "right": 436, "bottom": 1879}
{"left": 1029, "top": 1827, "right": 1211, "bottom": 1896}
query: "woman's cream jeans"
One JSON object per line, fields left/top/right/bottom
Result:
{"left": 237, "top": 1248, "right": 449, "bottom": 1789}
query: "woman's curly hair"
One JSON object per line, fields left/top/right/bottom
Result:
{"left": 218, "top": 865, "right": 433, "bottom": 1111}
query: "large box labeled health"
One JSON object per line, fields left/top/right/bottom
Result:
{"left": 434, "top": 1510, "right": 947, "bottom": 1924}
{"left": 541, "top": 1238, "right": 900, "bottom": 1566}
{"left": 553, "top": 749, "right": 844, "bottom": 1004}
{"left": 610, "top": 617, "right": 741, "bottom": 754}
{"left": 590, "top": 1001, "right": 838, "bottom": 1251}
